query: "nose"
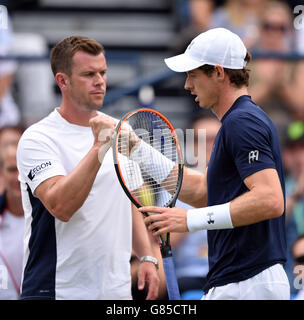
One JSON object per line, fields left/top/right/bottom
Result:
{"left": 94, "top": 73, "right": 106, "bottom": 86}
{"left": 184, "top": 74, "right": 192, "bottom": 91}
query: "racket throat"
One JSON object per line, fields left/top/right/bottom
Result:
{"left": 160, "top": 243, "right": 173, "bottom": 258}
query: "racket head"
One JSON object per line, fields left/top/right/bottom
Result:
{"left": 113, "top": 108, "right": 183, "bottom": 210}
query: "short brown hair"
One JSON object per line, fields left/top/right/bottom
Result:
{"left": 50, "top": 36, "right": 105, "bottom": 77}
{"left": 200, "top": 51, "right": 251, "bottom": 88}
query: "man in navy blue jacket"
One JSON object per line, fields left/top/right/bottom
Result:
{"left": 141, "top": 28, "right": 290, "bottom": 300}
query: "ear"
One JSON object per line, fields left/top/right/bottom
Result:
{"left": 214, "top": 65, "right": 225, "bottom": 81}
{"left": 55, "top": 73, "right": 69, "bottom": 91}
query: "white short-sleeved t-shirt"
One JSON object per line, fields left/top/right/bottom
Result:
{"left": 16, "top": 109, "right": 133, "bottom": 300}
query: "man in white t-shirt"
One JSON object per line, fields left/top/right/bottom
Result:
{"left": 16, "top": 36, "right": 160, "bottom": 300}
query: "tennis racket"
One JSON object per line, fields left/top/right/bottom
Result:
{"left": 113, "top": 108, "right": 183, "bottom": 300}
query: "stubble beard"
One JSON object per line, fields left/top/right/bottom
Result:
{"left": 72, "top": 90, "right": 104, "bottom": 112}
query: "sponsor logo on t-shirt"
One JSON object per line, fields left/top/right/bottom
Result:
{"left": 28, "top": 161, "right": 52, "bottom": 181}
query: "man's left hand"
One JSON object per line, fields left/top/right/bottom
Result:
{"left": 137, "top": 261, "right": 160, "bottom": 300}
{"left": 140, "top": 206, "right": 188, "bottom": 236}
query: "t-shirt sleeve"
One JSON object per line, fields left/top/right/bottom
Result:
{"left": 224, "top": 115, "right": 276, "bottom": 180}
{"left": 17, "top": 132, "right": 67, "bottom": 194}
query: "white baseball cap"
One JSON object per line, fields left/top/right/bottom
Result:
{"left": 165, "top": 28, "right": 247, "bottom": 72}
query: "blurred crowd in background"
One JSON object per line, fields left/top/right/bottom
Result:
{"left": 0, "top": 0, "right": 304, "bottom": 300}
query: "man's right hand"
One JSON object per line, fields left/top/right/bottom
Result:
{"left": 89, "top": 114, "right": 117, "bottom": 164}
{"left": 89, "top": 114, "right": 116, "bottom": 147}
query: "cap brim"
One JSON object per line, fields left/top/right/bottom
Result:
{"left": 164, "top": 53, "right": 204, "bottom": 72}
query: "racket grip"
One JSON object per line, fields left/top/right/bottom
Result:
{"left": 162, "top": 256, "right": 181, "bottom": 300}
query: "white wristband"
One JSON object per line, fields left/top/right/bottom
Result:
{"left": 187, "top": 202, "right": 233, "bottom": 232}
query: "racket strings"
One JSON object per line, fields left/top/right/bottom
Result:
{"left": 119, "top": 131, "right": 176, "bottom": 158}
{"left": 117, "top": 111, "right": 180, "bottom": 207}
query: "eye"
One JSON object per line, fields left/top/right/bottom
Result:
{"left": 84, "top": 72, "right": 94, "bottom": 77}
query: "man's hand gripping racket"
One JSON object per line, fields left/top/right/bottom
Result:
{"left": 113, "top": 108, "right": 183, "bottom": 300}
